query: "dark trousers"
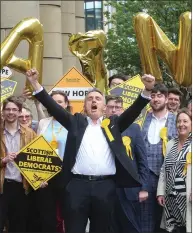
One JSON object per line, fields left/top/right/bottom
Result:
{"left": 172, "top": 226, "right": 186, "bottom": 233}
{"left": 0, "top": 180, "right": 28, "bottom": 233}
{"left": 26, "top": 190, "right": 41, "bottom": 232}
{"left": 63, "top": 178, "right": 116, "bottom": 233}
{"left": 29, "top": 174, "right": 65, "bottom": 233}
{"left": 115, "top": 199, "right": 140, "bottom": 233}
{"left": 141, "top": 172, "right": 163, "bottom": 233}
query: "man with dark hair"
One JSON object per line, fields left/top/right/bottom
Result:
{"left": 26, "top": 68, "right": 155, "bottom": 233}
{"left": 105, "top": 95, "right": 123, "bottom": 116}
{"left": 141, "top": 83, "right": 177, "bottom": 232}
{"left": 106, "top": 95, "right": 149, "bottom": 233}
{"left": 108, "top": 74, "right": 128, "bottom": 88}
{"left": 167, "top": 87, "right": 182, "bottom": 114}
{"left": 0, "top": 96, "right": 36, "bottom": 232}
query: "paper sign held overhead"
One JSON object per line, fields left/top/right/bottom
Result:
{"left": 14, "top": 135, "right": 63, "bottom": 190}
{"left": 108, "top": 74, "right": 151, "bottom": 128}
{"left": 49, "top": 67, "right": 94, "bottom": 113}
{"left": 1, "top": 79, "right": 17, "bottom": 103}
{"left": 0, "top": 66, "right": 12, "bottom": 79}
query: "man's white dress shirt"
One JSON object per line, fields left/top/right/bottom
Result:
{"left": 148, "top": 111, "right": 168, "bottom": 144}
{"left": 72, "top": 117, "right": 116, "bottom": 175}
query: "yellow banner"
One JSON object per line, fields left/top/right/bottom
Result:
{"left": 1, "top": 79, "right": 17, "bottom": 103}
{"left": 14, "top": 135, "right": 63, "bottom": 190}
{"left": 108, "top": 74, "right": 150, "bottom": 128}
{"left": 49, "top": 67, "right": 94, "bottom": 114}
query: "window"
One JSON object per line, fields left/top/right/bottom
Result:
{"left": 84, "top": 0, "right": 103, "bottom": 31}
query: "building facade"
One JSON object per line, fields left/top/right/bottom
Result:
{"left": 1, "top": 1, "right": 85, "bottom": 95}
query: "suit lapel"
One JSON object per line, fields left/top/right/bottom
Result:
{"left": 142, "top": 113, "right": 152, "bottom": 140}
{"left": 100, "top": 117, "right": 119, "bottom": 157}
{"left": 165, "top": 112, "right": 172, "bottom": 128}
{"left": 165, "top": 112, "right": 175, "bottom": 139}
{"left": 101, "top": 117, "right": 116, "bottom": 143}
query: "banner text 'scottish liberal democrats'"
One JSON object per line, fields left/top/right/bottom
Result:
{"left": 108, "top": 75, "right": 151, "bottom": 128}
{"left": 14, "top": 136, "right": 63, "bottom": 190}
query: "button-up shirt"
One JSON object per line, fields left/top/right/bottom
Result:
{"left": 148, "top": 111, "right": 168, "bottom": 144}
{"left": 4, "top": 126, "right": 22, "bottom": 182}
{"left": 72, "top": 117, "right": 116, "bottom": 175}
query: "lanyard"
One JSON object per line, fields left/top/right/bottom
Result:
{"left": 50, "top": 118, "right": 63, "bottom": 149}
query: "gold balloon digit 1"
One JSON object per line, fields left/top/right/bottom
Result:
{"left": 134, "top": 12, "right": 191, "bottom": 87}
{"left": 1, "top": 17, "right": 44, "bottom": 85}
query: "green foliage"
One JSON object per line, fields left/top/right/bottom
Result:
{"left": 104, "top": 0, "right": 191, "bottom": 83}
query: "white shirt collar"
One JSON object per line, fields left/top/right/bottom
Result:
{"left": 152, "top": 111, "right": 168, "bottom": 121}
{"left": 86, "top": 116, "right": 103, "bottom": 125}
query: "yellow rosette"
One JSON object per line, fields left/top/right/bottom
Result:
{"left": 101, "top": 119, "right": 114, "bottom": 142}
{"left": 122, "top": 136, "right": 133, "bottom": 160}
{"left": 160, "top": 127, "right": 168, "bottom": 157}
{"left": 183, "top": 152, "right": 192, "bottom": 175}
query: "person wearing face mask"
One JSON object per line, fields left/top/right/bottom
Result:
{"left": 28, "top": 90, "right": 70, "bottom": 233}
{"left": 157, "top": 108, "right": 192, "bottom": 233}
{"left": 26, "top": 68, "right": 155, "bottom": 233}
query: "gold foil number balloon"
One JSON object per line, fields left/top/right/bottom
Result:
{"left": 69, "top": 30, "right": 108, "bottom": 93}
{"left": 0, "top": 18, "right": 44, "bottom": 86}
{"left": 134, "top": 12, "right": 191, "bottom": 87}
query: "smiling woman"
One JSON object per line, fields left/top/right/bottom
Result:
{"left": 176, "top": 109, "right": 192, "bottom": 140}
{"left": 157, "top": 108, "right": 192, "bottom": 233}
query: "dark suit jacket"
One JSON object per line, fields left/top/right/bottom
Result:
{"left": 120, "top": 123, "right": 149, "bottom": 200}
{"left": 35, "top": 89, "right": 150, "bottom": 188}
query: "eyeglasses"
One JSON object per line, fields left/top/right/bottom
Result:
{"left": 4, "top": 108, "right": 19, "bottom": 112}
{"left": 106, "top": 105, "right": 122, "bottom": 110}
{"left": 19, "top": 115, "right": 31, "bottom": 119}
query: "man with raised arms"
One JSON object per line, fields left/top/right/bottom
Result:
{"left": 26, "top": 68, "right": 155, "bottom": 233}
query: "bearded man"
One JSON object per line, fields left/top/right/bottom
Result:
{"left": 141, "top": 83, "right": 177, "bottom": 233}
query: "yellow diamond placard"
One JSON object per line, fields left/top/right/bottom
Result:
{"left": 14, "top": 135, "right": 63, "bottom": 190}
{"left": 49, "top": 67, "right": 94, "bottom": 113}
{"left": 108, "top": 74, "right": 151, "bottom": 128}
{"left": 1, "top": 79, "right": 17, "bottom": 103}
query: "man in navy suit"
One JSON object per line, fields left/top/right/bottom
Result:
{"left": 26, "top": 69, "right": 155, "bottom": 233}
{"left": 105, "top": 95, "right": 149, "bottom": 233}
